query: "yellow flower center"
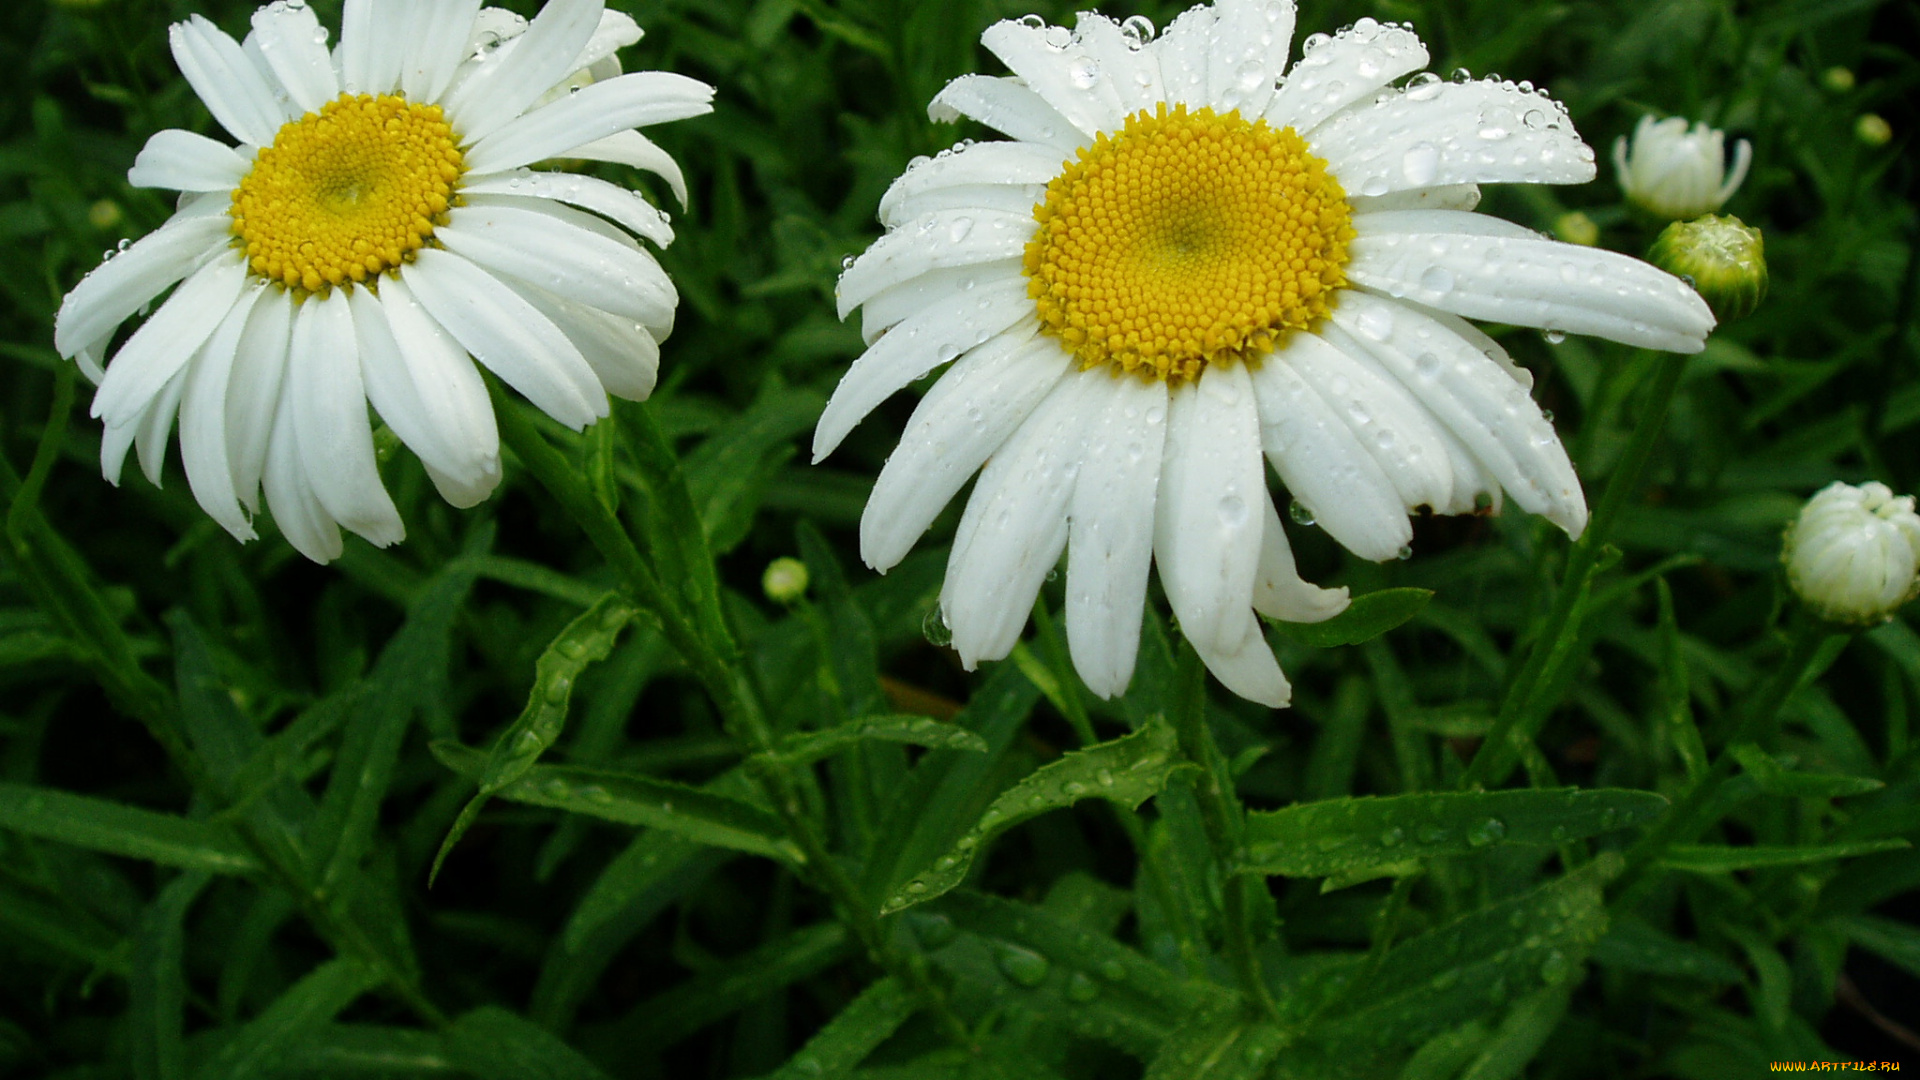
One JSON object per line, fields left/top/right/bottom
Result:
{"left": 230, "top": 93, "right": 464, "bottom": 293}
{"left": 1023, "top": 104, "right": 1354, "bottom": 381}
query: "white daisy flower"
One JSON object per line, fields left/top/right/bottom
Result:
{"left": 813, "top": 2, "right": 1715, "bottom": 707}
{"left": 53, "top": 0, "right": 713, "bottom": 563}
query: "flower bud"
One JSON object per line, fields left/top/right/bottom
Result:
{"left": 762, "top": 557, "right": 809, "bottom": 604}
{"left": 1822, "top": 66, "right": 1855, "bottom": 93}
{"left": 1553, "top": 210, "right": 1599, "bottom": 247}
{"left": 1856, "top": 114, "right": 1892, "bottom": 147}
{"left": 1613, "top": 115, "right": 1752, "bottom": 221}
{"left": 1784, "top": 481, "right": 1920, "bottom": 626}
{"left": 1647, "top": 214, "right": 1766, "bottom": 322}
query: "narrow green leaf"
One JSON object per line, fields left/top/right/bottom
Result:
{"left": 283, "top": 1025, "right": 455, "bottom": 1076}
{"left": 1830, "top": 914, "right": 1920, "bottom": 981}
{"left": 1269, "top": 588, "right": 1433, "bottom": 648}
{"left": 432, "top": 592, "right": 637, "bottom": 881}
{"left": 129, "top": 872, "right": 208, "bottom": 1080}
{"left": 616, "top": 923, "right": 851, "bottom": 1049}
{"left": 444, "top": 1007, "right": 613, "bottom": 1080}
{"left": 618, "top": 399, "right": 725, "bottom": 635}
{"left": 1241, "top": 788, "right": 1667, "bottom": 878}
{"left": 1656, "top": 578, "right": 1709, "bottom": 781}
{"left": 1591, "top": 917, "right": 1744, "bottom": 982}
{"left": 763, "top": 714, "right": 988, "bottom": 766}
{"left": 1454, "top": 982, "right": 1577, "bottom": 1080}
{"left": 761, "top": 978, "right": 914, "bottom": 1080}
{"left": 681, "top": 385, "right": 822, "bottom": 555}
{"left": 0, "top": 877, "right": 132, "bottom": 975}
{"left": 0, "top": 783, "right": 259, "bottom": 874}
{"left": 1308, "top": 855, "right": 1619, "bottom": 1051}
{"left": 191, "top": 958, "right": 382, "bottom": 1080}
{"left": 432, "top": 742, "right": 801, "bottom": 862}
{"left": 1660, "top": 839, "right": 1911, "bottom": 872}
{"left": 1395, "top": 1022, "right": 1493, "bottom": 1080}
{"left": 881, "top": 720, "right": 1194, "bottom": 913}
{"left": 1727, "top": 743, "right": 1885, "bottom": 799}
{"left": 1141, "top": 1004, "right": 1288, "bottom": 1080}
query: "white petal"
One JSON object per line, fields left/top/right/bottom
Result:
{"left": 812, "top": 278, "right": 1033, "bottom": 461}
{"left": 880, "top": 186, "right": 1046, "bottom": 234}
{"left": 574, "top": 10, "right": 643, "bottom": 76}
{"left": 1248, "top": 346, "right": 1412, "bottom": 562}
{"left": 290, "top": 291, "right": 404, "bottom": 547}
{"left": 179, "top": 282, "right": 268, "bottom": 540}
{"left": 835, "top": 209, "right": 1032, "bottom": 319}
{"left": 928, "top": 75, "right": 1086, "bottom": 154}
{"left": 101, "top": 419, "right": 137, "bottom": 488}
{"left": 1309, "top": 80, "right": 1595, "bottom": 198}
{"left": 1064, "top": 371, "right": 1168, "bottom": 699}
{"left": 445, "top": 0, "right": 604, "bottom": 144}
{"left": 1154, "top": 363, "right": 1290, "bottom": 708}
{"left": 134, "top": 369, "right": 189, "bottom": 487}
{"left": 262, "top": 382, "right": 343, "bottom": 563}
{"left": 90, "top": 252, "right": 248, "bottom": 429}
{"left": 1153, "top": 363, "right": 1266, "bottom": 659}
{"left": 226, "top": 291, "right": 295, "bottom": 513}
{"left": 54, "top": 211, "right": 230, "bottom": 356}
{"left": 349, "top": 281, "right": 500, "bottom": 508}
{"left": 74, "top": 335, "right": 111, "bottom": 385}
{"left": 462, "top": 71, "right": 714, "bottom": 175}
{"left": 875, "top": 141, "right": 1064, "bottom": 227}
{"left": 403, "top": 248, "right": 607, "bottom": 429}
{"left": 1071, "top": 14, "right": 1164, "bottom": 116}
{"left": 401, "top": 0, "right": 484, "bottom": 103}
{"left": 461, "top": 168, "right": 673, "bottom": 246}
{"left": 567, "top": 130, "right": 689, "bottom": 207}
{"left": 127, "top": 129, "right": 250, "bottom": 192}
{"left": 436, "top": 199, "right": 673, "bottom": 326}
{"left": 940, "top": 371, "right": 1097, "bottom": 669}
{"left": 1347, "top": 215, "right": 1716, "bottom": 352}
{"left": 859, "top": 261, "right": 1023, "bottom": 344}
{"left": 1349, "top": 184, "right": 1482, "bottom": 213}
{"left": 169, "top": 15, "right": 290, "bottom": 147}
{"left": 337, "top": 0, "right": 402, "bottom": 95}
{"left": 1288, "top": 325, "right": 1455, "bottom": 513}
{"left": 1250, "top": 497, "right": 1348, "bottom": 623}
{"left": 860, "top": 325, "right": 1064, "bottom": 572}
{"left": 1353, "top": 207, "right": 1539, "bottom": 239}
{"left": 1330, "top": 293, "right": 1586, "bottom": 535}
{"left": 979, "top": 18, "right": 1126, "bottom": 137}
{"left": 490, "top": 273, "right": 661, "bottom": 401}
{"left": 249, "top": 1, "right": 339, "bottom": 114}
{"left": 1265, "top": 20, "right": 1426, "bottom": 133}
{"left": 1150, "top": 3, "right": 1216, "bottom": 107}
{"left": 1206, "top": 0, "right": 1293, "bottom": 116}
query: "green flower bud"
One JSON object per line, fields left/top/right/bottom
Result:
{"left": 1784, "top": 481, "right": 1920, "bottom": 626}
{"left": 1856, "top": 113, "right": 1892, "bottom": 147}
{"left": 1553, "top": 210, "right": 1599, "bottom": 247}
{"left": 1821, "top": 66, "right": 1855, "bottom": 93}
{"left": 1647, "top": 214, "right": 1767, "bottom": 322}
{"left": 762, "top": 557, "right": 809, "bottom": 604}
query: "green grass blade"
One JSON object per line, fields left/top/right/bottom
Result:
{"left": 1660, "top": 839, "right": 1912, "bottom": 872}
{"left": 611, "top": 923, "right": 852, "bottom": 1051}
{"left": 0, "top": 783, "right": 259, "bottom": 874}
{"left": 759, "top": 978, "right": 915, "bottom": 1080}
{"left": 444, "top": 1007, "right": 614, "bottom": 1080}
{"left": 191, "top": 958, "right": 382, "bottom": 1080}
{"left": 128, "top": 872, "right": 208, "bottom": 1080}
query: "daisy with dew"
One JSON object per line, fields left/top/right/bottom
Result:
{"left": 53, "top": 0, "right": 712, "bottom": 563}
{"left": 813, "top": 0, "right": 1715, "bottom": 707}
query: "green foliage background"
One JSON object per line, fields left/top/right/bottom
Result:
{"left": 2, "top": 0, "right": 1918, "bottom": 1076}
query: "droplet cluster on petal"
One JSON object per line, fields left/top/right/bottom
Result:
{"left": 1022, "top": 103, "right": 1354, "bottom": 382}
{"left": 230, "top": 93, "right": 464, "bottom": 293}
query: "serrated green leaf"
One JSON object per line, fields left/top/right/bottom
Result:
{"left": 881, "top": 721, "right": 1193, "bottom": 913}
{"left": 0, "top": 784, "right": 259, "bottom": 874}
{"left": 1141, "top": 1003, "right": 1288, "bottom": 1080}
{"left": 1726, "top": 743, "right": 1885, "bottom": 799}
{"left": 1591, "top": 917, "right": 1744, "bottom": 982}
{"left": 432, "top": 592, "right": 637, "bottom": 881}
{"left": 1241, "top": 788, "right": 1667, "bottom": 878}
{"left": 1659, "top": 839, "right": 1911, "bottom": 872}
{"left": 432, "top": 742, "right": 800, "bottom": 862}
{"left": 761, "top": 978, "right": 914, "bottom": 1080}
{"left": 1307, "top": 855, "right": 1619, "bottom": 1052}
{"left": 444, "top": 1007, "right": 613, "bottom": 1080}
{"left": 191, "top": 958, "right": 382, "bottom": 1080}
{"left": 763, "top": 714, "right": 988, "bottom": 766}
{"left": 1269, "top": 588, "right": 1433, "bottom": 648}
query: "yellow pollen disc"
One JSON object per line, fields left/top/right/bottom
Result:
{"left": 230, "top": 93, "right": 464, "bottom": 293}
{"left": 1023, "top": 103, "right": 1354, "bottom": 382}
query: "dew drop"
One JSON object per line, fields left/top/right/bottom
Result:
{"left": 1068, "top": 57, "right": 1101, "bottom": 89}
{"left": 1355, "top": 306, "right": 1394, "bottom": 341}
{"left": 1217, "top": 495, "right": 1248, "bottom": 527}
{"left": 1404, "top": 72, "right": 1443, "bottom": 101}
{"left": 1120, "top": 15, "right": 1155, "bottom": 46}
{"left": 1466, "top": 818, "right": 1507, "bottom": 847}
{"left": 1065, "top": 972, "right": 1100, "bottom": 1002}
{"left": 1042, "top": 25, "right": 1072, "bottom": 49}
{"left": 997, "top": 945, "right": 1052, "bottom": 987}
{"left": 1543, "top": 329, "right": 1566, "bottom": 345}
{"left": 1379, "top": 827, "right": 1405, "bottom": 847}
{"left": 1098, "top": 959, "right": 1127, "bottom": 981}
{"left": 922, "top": 607, "right": 952, "bottom": 647}
{"left": 1289, "top": 499, "right": 1317, "bottom": 526}
{"left": 1418, "top": 265, "right": 1454, "bottom": 295}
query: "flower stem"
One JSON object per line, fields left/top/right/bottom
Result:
{"left": 1460, "top": 349, "right": 1689, "bottom": 791}
{"left": 1173, "top": 639, "right": 1279, "bottom": 1019}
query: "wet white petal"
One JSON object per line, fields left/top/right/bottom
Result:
{"left": 461, "top": 168, "right": 673, "bottom": 246}
{"left": 1350, "top": 183, "right": 1482, "bottom": 213}
{"left": 54, "top": 212, "right": 230, "bottom": 356}
{"left": 463, "top": 71, "right": 714, "bottom": 175}
{"left": 169, "top": 15, "right": 290, "bottom": 147}
{"left": 491, "top": 272, "right": 662, "bottom": 401}
{"left": 1250, "top": 496, "right": 1349, "bottom": 623}
{"left": 928, "top": 75, "right": 1086, "bottom": 153}
{"left": 436, "top": 199, "right": 674, "bottom": 326}
{"left": 225, "top": 291, "right": 294, "bottom": 513}
{"left": 1285, "top": 326, "right": 1456, "bottom": 515}
{"left": 876, "top": 142, "right": 1065, "bottom": 227}
{"left": 859, "top": 261, "right": 1023, "bottom": 344}
{"left": 401, "top": 0, "right": 484, "bottom": 103}
{"left": 1267, "top": 19, "right": 1426, "bottom": 133}
{"left": 980, "top": 18, "right": 1126, "bottom": 137}
{"left": 179, "top": 282, "right": 268, "bottom": 540}
{"left": 1205, "top": 0, "right": 1293, "bottom": 116}
{"left": 249, "top": 1, "right": 340, "bottom": 114}
{"left": 1150, "top": 3, "right": 1217, "bottom": 107}
{"left": 567, "top": 130, "right": 689, "bottom": 207}
{"left": 835, "top": 209, "right": 1032, "bottom": 319}
{"left": 860, "top": 326, "right": 1061, "bottom": 573}
{"left": 445, "top": 0, "right": 604, "bottom": 143}
{"left": 1310, "top": 79, "right": 1594, "bottom": 197}
{"left": 90, "top": 252, "right": 248, "bottom": 430}
{"left": 290, "top": 290, "right": 404, "bottom": 546}
{"left": 337, "top": 0, "right": 402, "bottom": 95}
{"left": 1072, "top": 14, "right": 1164, "bottom": 116}
{"left": 1154, "top": 363, "right": 1268, "bottom": 660}
{"left": 127, "top": 129, "right": 251, "bottom": 192}
{"left": 1064, "top": 371, "right": 1169, "bottom": 699}
{"left": 262, "top": 381, "right": 343, "bottom": 563}
{"left": 134, "top": 369, "right": 189, "bottom": 487}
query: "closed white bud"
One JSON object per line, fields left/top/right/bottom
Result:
{"left": 1784, "top": 481, "right": 1920, "bottom": 626}
{"left": 1613, "top": 115, "right": 1752, "bottom": 221}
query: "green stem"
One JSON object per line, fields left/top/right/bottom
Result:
{"left": 491, "top": 391, "right": 971, "bottom": 1046}
{"left": 1614, "top": 609, "right": 1840, "bottom": 904}
{"left": 1173, "top": 640, "right": 1278, "bottom": 1019}
{"left": 1461, "top": 349, "right": 1689, "bottom": 790}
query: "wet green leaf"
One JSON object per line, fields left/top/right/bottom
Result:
{"left": 1268, "top": 588, "right": 1433, "bottom": 648}
{"left": 0, "top": 784, "right": 258, "bottom": 874}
